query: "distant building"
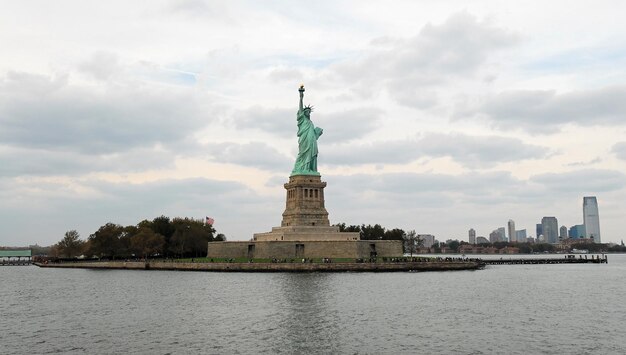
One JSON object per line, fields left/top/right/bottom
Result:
{"left": 469, "top": 228, "right": 476, "bottom": 244}
{"left": 489, "top": 228, "right": 506, "bottom": 243}
{"left": 458, "top": 245, "right": 520, "bottom": 254}
{"left": 583, "top": 196, "right": 601, "bottom": 243}
{"left": 569, "top": 224, "right": 585, "bottom": 239}
{"left": 498, "top": 227, "right": 506, "bottom": 242}
{"left": 419, "top": 234, "right": 436, "bottom": 248}
{"left": 516, "top": 229, "right": 527, "bottom": 242}
{"left": 559, "top": 225, "right": 568, "bottom": 241}
{"left": 541, "top": 217, "right": 559, "bottom": 244}
{"left": 508, "top": 220, "right": 516, "bottom": 243}
{"left": 536, "top": 224, "right": 543, "bottom": 240}
{"left": 476, "top": 236, "right": 489, "bottom": 244}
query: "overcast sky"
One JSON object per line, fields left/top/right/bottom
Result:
{"left": 2, "top": 0, "right": 626, "bottom": 246}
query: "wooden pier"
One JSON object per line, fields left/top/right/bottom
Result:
{"left": 482, "top": 254, "right": 607, "bottom": 265}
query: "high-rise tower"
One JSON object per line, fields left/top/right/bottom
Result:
{"left": 559, "top": 225, "right": 568, "bottom": 241}
{"left": 536, "top": 224, "right": 543, "bottom": 240}
{"left": 583, "top": 196, "right": 601, "bottom": 243}
{"left": 508, "top": 220, "right": 516, "bottom": 243}
{"left": 469, "top": 228, "right": 476, "bottom": 244}
{"left": 541, "top": 217, "right": 559, "bottom": 244}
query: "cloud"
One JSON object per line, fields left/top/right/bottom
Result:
{"left": 612, "top": 142, "right": 626, "bottom": 160}
{"left": 230, "top": 106, "right": 294, "bottom": 138}
{"left": 204, "top": 141, "right": 292, "bottom": 171}
{"left": 567, "top": 157, "right": 602, "bottom": 167}
{"left": 230, "top": 106, "right": 382, "bottom": 144}
{"left": 329, "top": 12, "right": 519, "bottom": 107}
{"left": 323, "top": 133, "right": 548, "bottom": 168}
{"left": 323, "top": 168, "right": 626, "bottom": 235}
{"left": 0, "top": 146, "right": 177, "bottom": 178}
{"left": 331, "top": 171, "right": 520, "bottom": 196}
{"left": 530, "top": 169, "right": 626, "bottom": 193}
{"left": 418, "top": 133, "right": 548, "bottom": 168}
{"left": 0, "top": 176, "right": 275, "bottom": 245}
{"left": 0, "top": 71, "right": 213, "bottom": 155}
{"left": 78, "top": 51, "right": 122, "bottom": 81}
{"left": 315, "top": 108, "right": 382, "bottom": 143}
{"left": 323, "top": 171, "right": 528, "bottom": 225}
{"left": 268, "top": 67, "right": 305, "bottom": 83}
{"left": 476, "top": 86, "right": 626, "bottom": 133}
{"left": 166, "top": 0, "right": 232, "bottom": 21}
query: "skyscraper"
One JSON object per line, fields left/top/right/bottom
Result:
{"left": 583, "top": 196, "right": 601, "bottom": 243}
{"left": 468, "top": 228, "right": 476, "bottom": 244}
{"left": 569, "top": 224, "right": 585, "bottom": 239}
{"left": 541, "top": 217, "right": 559, "bottom": 244}
{"left": 559, "top": 225, "right": 568, "bottom": 240}
{"left": 419, "top": 234, "right": 436, "bottom": 248}
{"left": 489, "top": 230, "right": 500, "bottom": 243}
{"left": 497, "top": 227, "right": 506, "bottom": 242}
{"left": 536, "top": 224, "right": 543, "bottom": 240}
{"left": 516, "top": 229, "right": 527, "bottom": 242}
{"left": 508, "top": 220, "right": 516, "bottom": 243}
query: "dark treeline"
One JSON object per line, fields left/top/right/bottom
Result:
{"left": 334, "top": 223, "right": 421, "bottom": 254}
{"left": 52, "top": 216, "right": 225, "bottom": 260}
{"left": 335, "top": 223, "right": 406, "bottom": 240}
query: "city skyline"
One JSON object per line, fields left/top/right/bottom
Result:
{"left": 467, "top": 196, "right": 603, "bottom": 244}
{"left": 1, "top": 2, "right": 626, "bottom": 246}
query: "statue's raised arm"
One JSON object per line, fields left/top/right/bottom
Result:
{"left": 298, "top": 85, "right": 305, "bottom": 112}
{"left": 291, "top": 85, "right": 323, "bottom": 177}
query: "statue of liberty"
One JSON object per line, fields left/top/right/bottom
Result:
{"left": 291, "top": 85, "right": 323, "bottom": 176}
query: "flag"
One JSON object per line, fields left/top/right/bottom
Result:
{"left": 206, "top": 216, "right": 214, "bottom": 225}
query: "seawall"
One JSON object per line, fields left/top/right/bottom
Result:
{"left": 34, "top": 260, "right": 483, "bottom": 272}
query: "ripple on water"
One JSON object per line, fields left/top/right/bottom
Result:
{"left": 2, "top": 257, "right": 626, "bottom": 354}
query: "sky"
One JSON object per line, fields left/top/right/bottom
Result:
{"left": 1, "top": 0, "right": 626, "bottom": 247}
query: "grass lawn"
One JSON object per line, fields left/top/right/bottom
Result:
{"left": 176, "top": 257, "right": 354, "bottom": 263}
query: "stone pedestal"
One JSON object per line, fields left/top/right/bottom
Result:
{"left": 253, "top": 174, "right": 360, "bottom": 242}
{"left": 281, "top": 175, "right": 329, "bottom": 227}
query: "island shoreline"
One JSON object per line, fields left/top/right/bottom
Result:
{"left": 34, "top": 260, "right": 484, "bottom": 272}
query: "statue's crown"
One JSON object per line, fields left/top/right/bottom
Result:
{"left": 304, "top": 105, "right": 313, "bottom": 111}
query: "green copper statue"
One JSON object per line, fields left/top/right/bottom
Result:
{"left": 291, "top": 85, "right": 323, "bottom": 176}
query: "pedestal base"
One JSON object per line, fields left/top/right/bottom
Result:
{"left": 253, "top": 226, "right": 359, "bottom": 242}
{"left": 207, "top": 240, "right": 403, "bottom": 259}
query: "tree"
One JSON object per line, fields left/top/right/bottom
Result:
{"left": 151, "top": 216, "right": 175, "bottom": 255}
{"left": 335, "top": 222, "right": 347, "bottom": 232}
{"left": 87, "top": 223, "right": 125, "bottom": 259}
{"left": 448, "top": 240, "right": 460, "bottom": 253}
{"left": 131, "top": 228, "right": 165, "bottom": 259}
{"left": 118, "top": 225, "right": 138, "bottom": 257}
{"left": 384, "top": 228, "right": 405, "bottom": 241}
{"left": 170, "top": 217, "right": 216, "bottom": 257}
{"left": 170, "top": 228, "right": 190, "bottom": 257}
{"left": 57, "top": 230, "right": 85, "bottom": 258}
{"left": 403, "top": 230, "right": 420, "bottom": 256}
{"left": 361, "top": 224, "right": 385, "bottom": 240}
{"left": 335, "top": 223, "right": 361, "bottom": 233}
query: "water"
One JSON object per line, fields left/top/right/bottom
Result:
{"left": 2, "top": 255, "right": 626, "bottom": 354}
